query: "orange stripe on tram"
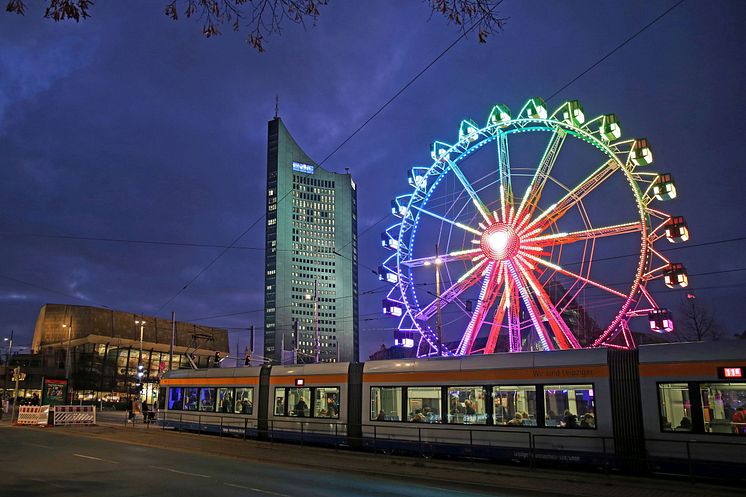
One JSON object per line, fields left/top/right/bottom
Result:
{"left": 363, "top": 365, "right": 609, "bottom": 383}
{"left": 269, "top": 374, "right": 348, "bottom": 385}
{"left": 161, "top": 377, "right": 260, "bottom": 386}
{"left": 639, "top": 361, "right": 744, "bottom": 378}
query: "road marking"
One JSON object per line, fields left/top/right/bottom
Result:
{"left": 150, "top": 465, "right": 211, "bottom": 478}
{"left": 223, "top": 483, "right": 290, "bottom": 496}
{"left": 73, "top": 453, "right": 119, "bottom": 464}
{"left": 24, "top": 442, "right": 53, "bottom": 449}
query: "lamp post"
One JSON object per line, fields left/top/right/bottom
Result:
{"left": 134, "top": 319, "right": 146, "bottom": 397}
{"left": 2, "top": 330, "right": 13, "bottom": 399}
{"left": 305, "top": 280, "right": 319, "bottom": 363}
{"left": 62, "top": 318, "right": 72, "bottom": 401}
{"left": 435, "top": 244, "right": 443, "bottom": 357}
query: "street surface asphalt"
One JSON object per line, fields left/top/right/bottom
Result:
{"left": 0, "top": 412, "right": 737, "bottom": 497}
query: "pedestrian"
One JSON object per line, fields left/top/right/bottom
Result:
{"left": 31, "top": 393, "right": 40, "bottom": 406}
{"left": 134, "top": 398, "right": 142, "bottom": 422}
{"left": 126, "top": 397, "right": 135, "bottom": 423}
{"left": 142, "top": 401, "right": 150, "bottom": 424}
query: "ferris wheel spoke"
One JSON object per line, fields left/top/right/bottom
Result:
{"left": 402, "top": 249, "right": 482, "bottom": 268}
{"left": 523, "top": 253, "right": 628, "bottom": 299}
{"left": 410, "top": 205, "right": 481, "bottom": 236}
{"left": 497, "top": 131, "right": 513, "bottom": 222}
{"left": 506, "top": 261, "right": 554, "bottom": 351}
{"left": 460, "top": 262, "right": 503, "bottom": 355}
{"left": 515, "top": 263, "right": 581, "bottom": 350}
{"left": 414, "top": 259, "right": 489, "bottom": 321}
{"left": 447, "top": 159, "right": 494, "bottom": 224}
{"left": 514, "top": 128, "right": 568, "bottom": 227}
{"left": 525, "top": 222, "right": 643, "bottom": 247}
{"left": 519, "top": 159, "right": 619, "bottom": 235}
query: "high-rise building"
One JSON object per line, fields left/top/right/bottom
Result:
{"left": 263, "top": 117, "right": 359, "bottom": 364}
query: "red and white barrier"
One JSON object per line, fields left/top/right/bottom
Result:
{"left": 16, "top": 405, "right": 50, "bottom": 426}
{"left": 53, "top": 405, "right": 96, "bottom": 426}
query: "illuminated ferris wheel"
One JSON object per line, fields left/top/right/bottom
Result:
{"left": 380, "top": 98, "right": 690, "bottom": 357}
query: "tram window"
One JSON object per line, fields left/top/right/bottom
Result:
{"left": 493, "top": 386, "right": 537, "bottom": 426}
{"left": 699, "top": 382, "right": 746, "bottom": 435}
{"left": 408, "top": 387, "right": 441, "bottom": 423}
{"left": 544, "top": 384, "right": 595, "bottom": 429}
{"left": 447, "top": 386, "right": 487, "bottom": 425}
{"left": 370, "top": 386, "right": 402, "bottom": 421}
{"left": 274, "top": 388, "right": 286, "bottom": 416}
{"left": 199, "top": 388, "right": 216, "bottom": 412}
{"left": 217, "top": 388, "right": 234, "bottom": 413}
{"left": 658, "top": 383, "right": 691, "bottom": 432}
{"left": 168, "top": 387, "right": 183, "bottom": 410}
{"left": 184, "top": 387, "right": 199, "bottom": 411}
{"left": 314, "top": 387, "right": 340, "bottom": 418}
{"left": 288, "top": 387, "right": 312, "bottom": 417}
{"left": 234, "top": 387, "right": 254, "bottom": 415}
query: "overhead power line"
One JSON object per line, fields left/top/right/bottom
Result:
{"left": 547, "top": 0, "right": 686, "bottom": 101}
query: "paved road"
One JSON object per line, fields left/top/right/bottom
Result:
{"left": 0, "top": 424, "right": 548, "bottom": 497}
{"left": 2, "top": 417, "right": 738, "bottom": 497}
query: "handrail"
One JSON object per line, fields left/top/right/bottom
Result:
{"left": 157, "top": 411, "right": 746, "bottom": 479}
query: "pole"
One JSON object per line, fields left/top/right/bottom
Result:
{"left": 6, "top": 330, "right": 12, "bottom": 364}
{"left": 139, "top": 316, "right": 144, "bottom": 361}
{"left": 314, "top": 279, "right": 319, "bottom": 363}
{"left": 12, "top": 367, "right": 20, "bottom": 423}
{"left": 3, "top": 330, "right": 12, "bottom": 398}
{"left": 435, "top": 244, "right": 442, "bottom": 357}
{"left": 170, "top": 311, "right": 175, "bottom": 371}
{"left": 292, "top": 319, "right": 298, "bottom": 365}
{"left": 64, "top": 316, "right": 72, "bottom": 401}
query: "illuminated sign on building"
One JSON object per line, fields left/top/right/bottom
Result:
{"left": 292, "top": 161, "right": 314, "bottom": 174}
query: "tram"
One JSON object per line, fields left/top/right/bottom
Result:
{"left": 159, "top": 341, "right": 745, "bottom": 476}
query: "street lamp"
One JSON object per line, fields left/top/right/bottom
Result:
{"left": 134, "top": 320, "right": 146, "bottom": 392}
{"left": 305, "top": 280, "right": 319, "bottom": 363}
{"left": 62, "top": 319, "right": 72, "bottom": 381}
{"left": 2, "top": 331, "right": 13, "bottom": 398}
{"left": 434, "top": 244, "right": 443, "bottom": 357}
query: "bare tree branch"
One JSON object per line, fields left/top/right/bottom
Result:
{"left": 5, "top": 0, "right": 506, "bottom": 52}
{"left": 676, "top": 295, "right": 723, "bottom": 342}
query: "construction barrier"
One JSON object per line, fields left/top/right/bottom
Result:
{"left": 53, "top": 405, "right": 96, "bottom": 426}
{"left": 16, "top": 406, "right": 45, "bottom": 425}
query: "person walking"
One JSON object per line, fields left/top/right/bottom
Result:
{"left": 126, "top": 397, "right": 135, "bottom": 424}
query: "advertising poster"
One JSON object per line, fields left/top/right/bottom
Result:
{"left": 41, "top": 378, "right": 67, "bottom": 406}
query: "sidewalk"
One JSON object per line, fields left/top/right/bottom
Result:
{"left": 26, "top": 415, "right": 732, "bottom": 497}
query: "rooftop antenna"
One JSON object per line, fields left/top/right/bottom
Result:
{"left": 275, "top": 95, "right": 279, "bottom": 119}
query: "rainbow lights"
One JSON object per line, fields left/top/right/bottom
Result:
{"left": 381, "top": 97, "right": 688, "bottom": 356}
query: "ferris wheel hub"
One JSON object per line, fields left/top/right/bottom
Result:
{"left": 480, "top": 222, "right": 520, "bottom": 261}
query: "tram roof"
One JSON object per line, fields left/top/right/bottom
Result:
{"left": 363, "top": 347, "right": 608, "bottom": 375}
{"left": 163, "top": 366, "right": 263, "bottom": 380}
{"left": 638, "top": 340, "right": 745, "bottom": 363}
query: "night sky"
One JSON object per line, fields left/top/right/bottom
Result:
{"left": 1, "top": 1, "right": 745, "bottom": 362}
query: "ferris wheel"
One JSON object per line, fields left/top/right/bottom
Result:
{"left": 380, "top": 98, "right": 690, "bottom": 357}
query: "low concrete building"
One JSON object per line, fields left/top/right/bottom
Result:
{"left": 3, "top": 304, "right": 229, "bottom": 406}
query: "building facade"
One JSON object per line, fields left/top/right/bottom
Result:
{"left": 263, "top": 118, "right": 359, "bottom": 364}
{"left": 3, "top": 303, "right": 230, "bottom": 405}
